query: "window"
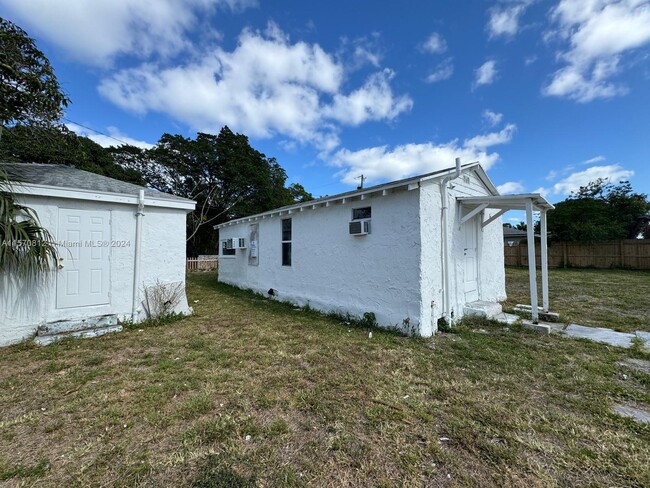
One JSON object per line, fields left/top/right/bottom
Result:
{"left": 352, "top": 207, "right": 371, "bottom": 220}
{"left": 281, "top": 218, "right": 292, "bottom": 266}
{"left": 221, "top": 240, "right": 236, "bottom": 256}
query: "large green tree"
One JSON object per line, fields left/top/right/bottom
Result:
{"left": 112, "top": 126, "right": 313, "bottom": 255}
{"left": 0, "top": 17, "right": 69, "bottom": 131}
{"left": 547, "top": 179, "right": 650, "bottom": 242}
{"left": 1, "top": 18, "right": 67, "bottom": 279}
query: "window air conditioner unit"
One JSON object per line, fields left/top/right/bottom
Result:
{"left": 226, "top": 237, "right": 247, "bottom": 249}
{"left": 349, "top": 219, "right": 371, "bottom": 236}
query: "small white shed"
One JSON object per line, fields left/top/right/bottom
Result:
{"left": 0, "top": 163, "right": 196, "bottom": 346}
{"left": 216, "top": 161, "right": 553, "bottom": 337}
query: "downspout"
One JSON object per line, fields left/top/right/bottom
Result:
{"left": 440, "top": 157, "right": 461, "bottom": 326}
{"left": 131, "top": 190, "right": 145, "bottom": 322}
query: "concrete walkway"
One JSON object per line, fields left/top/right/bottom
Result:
{"left": 559, "top": 324, "right": 647, "bottom": 349}
{"left": 494, "top": 313, "right": 649, "bottom": 349}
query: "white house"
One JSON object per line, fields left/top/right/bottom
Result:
{"left": 216, "top": 160, "right": 553, "bottom": 336}
{"left": 0, "top": 163, "right": 196, "bottom": 346}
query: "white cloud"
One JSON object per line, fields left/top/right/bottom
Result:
{"left": 329, "top": 123, "right": 516, "bottom": 185}
{"left": 422, "top": 32, "right": 448, "bottom": 54}
{"left": 66, "top": 123, "right": 154, "bottom": 149}
{"left": 339, "top": 34, "right": 384, "bottom": 70}
{"left": 99, "top": 24, "right": 412, "bottom": 151}
{"left": 545, "top": 169, "right": 558, "bottom": 181}
{"left": 324, "top": 69, "right": 413, "bottom": 125}
{"left": 0, "top": 0, "right": 256, "bottom": 66}
{"left": 544, "top": 0, "right": 650, "bottom": 102}
{"left": 488, "top": 1, "right": 532, "bottom": 38}
{"left": 482, "top": 109, "right": 503, "bottom": 127}
{"left": 536, "top": 164, "right": 634, "bottom": 197}
{"left": 582, "top": 155, "right": 606, "bottom": 165}
{"left": 464, "top": 123, "right": 516, "bottom": 149}
{"left": 473, "top": 60, "right": 498, "bottom": 88}
{"left": 426, "top": 58, "right": 454, "bottom": 82}
{"left": 497, "top": 181, "right": 525, "bottom": 194}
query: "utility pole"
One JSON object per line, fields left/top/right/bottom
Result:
{"left": 356, "top": 174, "right": 365, "bottom": 190}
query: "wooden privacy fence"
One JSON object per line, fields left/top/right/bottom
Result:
{"left": 186, "top": 258, "right": 219, "bottom": 272}
{"left": 504, "top": 239, "right": 650, "bottom": 270}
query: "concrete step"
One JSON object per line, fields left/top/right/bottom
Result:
{"left": 513, "top": 304, "right": 560, "bottom": 322}
{"left": 464, "top": 301, "right": 503, "bottom": 319}
{"left": 35, "top": 314, "right": 122, "bottom": 345}
{"left": 35, "top": 324, "right": 123, "bottom": 346}
{"left": 37, "top": 314, "right": 118, "bottom": 336}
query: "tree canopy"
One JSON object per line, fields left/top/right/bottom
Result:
{"left": 0, "top": 17, "right": 69, "bottom": 128}
{"left": 0, "top": 124, "right": 144, "bottom": 184}
{"left": 1, "top": 18, "right": 67, "bottom": 278}
{"left": 0, "top": 20, "right": 311, "bottom": 258}
{"left": 111, "top": 126, "right": 313, "bottom": 255}
{"left": 547, "top": 179, "right": 650, "bottom": 242}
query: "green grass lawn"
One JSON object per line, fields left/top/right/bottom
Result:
{"left": 504, "top": 266, "right": 650, "bottom": 333}
{"left": 0, "top": 273, "right": 649, "bottom": 487}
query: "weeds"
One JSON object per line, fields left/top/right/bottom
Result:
{"left": 0, "top": 272, "right": 648, "bottom": 486}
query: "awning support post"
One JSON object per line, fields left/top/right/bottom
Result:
{"left": 540, "top": 208, "right": 549, "bottom": 313}
{"left": 526, "top": 199, "right": 539, "bottom": 323}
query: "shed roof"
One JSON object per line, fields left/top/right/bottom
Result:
{"left": 3, "top": 163, "right": 195, "bottom": 210}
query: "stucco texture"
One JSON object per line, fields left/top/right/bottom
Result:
{"left": 0, "top": 195, "right": 191, "bottom": 346}
{"left": 218, "top": 168, "right": 507, "bottom": 337}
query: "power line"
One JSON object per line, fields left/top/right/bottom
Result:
{"left": 62, "top": 117, "right": 132, "bottom": 147}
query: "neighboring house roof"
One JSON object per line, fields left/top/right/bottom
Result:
{"left": 503, "top": 227, "right": 540, "bottom": 239}
{"left": 216, "top": 162, "right": 498, "bottom": 229}
{"left": 3, "top": 162, "right": 195, "bottom": 210}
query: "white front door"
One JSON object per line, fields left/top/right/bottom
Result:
{"left": 56, "top": 209, "right": 111, "bottom": 309}
{"left": 462, "top": 219, "right": 479, "bottom": 303}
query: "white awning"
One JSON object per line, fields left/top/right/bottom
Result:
{"left": 458, "top": 193, "right": 554, "bottom": 212}
{"left": 458, "top": 193, "right": 554, "bottom": 324}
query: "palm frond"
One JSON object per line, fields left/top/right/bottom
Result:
{"left": 0, "top": 164, "right": 58, "bottom": 281}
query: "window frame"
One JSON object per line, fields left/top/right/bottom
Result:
{"left": 221, "top": 240, "right": 236, "bottom": 257}
{"left": 352, "top": 206, "right": 372, "bottom": 220}
{"left": 281, "top": 218, "right": 292, "bottom": 267}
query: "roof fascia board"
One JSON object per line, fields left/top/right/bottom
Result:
{"left": 15, "top": 183, "right": 196, "bottom": 211}
{"left": 215, "top": 162, "right": 489, "bottom": 229}
{"left": 215, "top": 181, "right": 415, "bottom": 229}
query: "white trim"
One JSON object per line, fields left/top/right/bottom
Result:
{"left": 540, "top": 209, "right": 549, "bottom": 313}
{"left": 458, "top": 194, "right": 554, "bottom": 211}
{"left": 526, "top": 199, "right": 539, "bottom": 323}
{"left": 481, "top": 209, "right": 508, "bottom": 228}
{"left": 460, "top": 203, "right": 488, "bottom": 225}
{"left": 215, "top": 162, "right": 485, "bottom": 230}
{"left": 14, "top": 183, "right": 196, "bottom": 211}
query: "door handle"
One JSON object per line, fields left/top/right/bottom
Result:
{"left": 58, "top": 257, "right": 64, "bottom": 269}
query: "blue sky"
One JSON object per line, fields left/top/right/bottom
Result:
{"left": 3, "top": 0, "right": 649, "bottom": 221}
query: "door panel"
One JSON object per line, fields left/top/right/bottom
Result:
{"left": 56, "top": 209, "right": 111, "bottom": 309}
{"left": 462, "top": 219, "right": 479, "bottom": 302}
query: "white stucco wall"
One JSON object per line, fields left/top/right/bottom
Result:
{"left": 419, "top": 168, "right": 506, "bottom": 331}
{"left": 418, "top": 181, "right": 444, "bottom": 336}
{"left": 0, "top": 195, "right": 191, "bottom": 346}
{"left": 218, "top": 167, "right": 506, "bottom": 337}
{"left": 448, "top": 170, "right": 506, "bottom": 313}
{"left": 218, "top": 189, "right": 423, "bottom": 333}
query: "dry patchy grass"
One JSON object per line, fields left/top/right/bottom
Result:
{"left": 504, "top": 266, "right": 650, "bottom": 332}
{"left": 0, "top": 273, "right": 649, "bottom": 487}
